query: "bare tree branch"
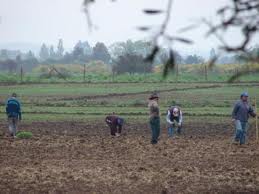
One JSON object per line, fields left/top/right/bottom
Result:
{"left": 207, "top": 0, "right": 259, "bottom": 53}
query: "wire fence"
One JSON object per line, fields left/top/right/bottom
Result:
{"left": 1, "top": 64, "right": 259, "bottom": 84}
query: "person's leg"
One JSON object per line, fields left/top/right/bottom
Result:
{"left": 8, "top": 117, "right": 13, "bottom": 136}
{"left": 8, "top": 117, "right": 16, "bottom": 137}
{"left": 118, "top": 125, "right": 122, "bottom": 134}
{"left": 115, "top": 125, "right": 121, "bottom": 137}
{"left": 153, "top": 117, "right": 160, "bottom": 143}
{"left": 150, "top": 118, "right": 157, "bottom": 144}
{"left": 156, "top": 117, "right": 160, "bottom": 140}
{"left": 234, "top": 120, "right": 242, "bottom": 142}
{"left": 240, "top": 122, "right": 247, "bottom": 145}
{"left": 13, "top": 117, "right": 18, "bottom": 136}
{"left": 168, "top": 125, "right": 173, "bottom": 137}
{"left": 175, "top": 118, "right": 181, "bottom": 134}
{"left": 177, "top": 124, "right": 182, "bottom": 134}
{"left": 168, "top": 120, "right": 175, "bottom": 137}
{"left": 110, "top": 125, "right": 116, "bottom": 136}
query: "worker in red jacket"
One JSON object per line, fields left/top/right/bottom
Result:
{"left": 105, "top": 113, "right": 124, "bottom": 137}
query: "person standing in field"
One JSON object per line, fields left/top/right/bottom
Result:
{"left": 6, "top": 93, "right": 22, "bottom": 138}
{"left": 232, "top": 92, "right": 256, "bottom": 145}
{"left": 105, "top": 113, "right": 124, "bottom": 137}
{"left": 166, "top": 106, "right": 183, "bottom": 137}
{"left": 148, "top": 93, "right": 160, "bottom": 144}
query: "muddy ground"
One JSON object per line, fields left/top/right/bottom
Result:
{"left": 0, "top": 120, "right": 259, "bottom": 194}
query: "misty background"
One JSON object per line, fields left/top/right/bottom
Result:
{"left": 1, "top": 0, "right": 257, "bottom": 56}
{"left": 0, "top": 0, "right": 258, "bottom": 78}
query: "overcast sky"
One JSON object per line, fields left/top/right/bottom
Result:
{"left": 0, "top": 0, "right": 258, "bottom": 56}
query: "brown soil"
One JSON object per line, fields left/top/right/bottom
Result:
{"left": 0, "top": 121, "right": 259, "bottom": 194}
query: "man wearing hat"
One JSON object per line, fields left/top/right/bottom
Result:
{"left": 148, "top": 92, "right": 160, "bottom": 144}
{"left": 6, "top": 93, "right": 22, "bottom": 138}
{"left": 166, "top": 106, "right": 183, "bottom": 137}
{"left": 232, "top": 92, "right": 256, "bottom": 145}
{"left": 105, "top": 113, "right": 124, "bottom": 137}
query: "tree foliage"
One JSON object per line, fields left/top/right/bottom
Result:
{"left": 92, "top": 42, "right": 111, "bottom": 64}
{"left": 83, "top": 0, "right": 259, "bottom": 81}
{"left": 39, "top": 44, "right": 50, "bottom": 61}
{"left": 113, "top": 53, "right": 152, "bottom": 74}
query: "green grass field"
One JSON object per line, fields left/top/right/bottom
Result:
{"left": 1, "top": 82, "right": 258, "bottom": 123}
{"left": 1, "top": 70, "right": 259, "bottom": 83}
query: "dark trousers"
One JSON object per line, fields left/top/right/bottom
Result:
{"left": 108, "top": 124, "right": 122, "bottom": 136}
{"left": 168, "top": 117, "right": 182, "bottom": 136}
{"left": 150, "top": 117, "right": 160, "bottom": 144}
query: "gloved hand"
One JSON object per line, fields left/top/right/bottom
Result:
{"left": 178, "top": 122, "right": 182, "bottom": 127}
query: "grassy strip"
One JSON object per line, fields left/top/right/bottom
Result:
{"left": 1, "top": 82, "right": 259, "bottom": 97}
{"left": 0, "top": 106, "right": 233, "bottom": 115}
{"left": 0, "top": 113, "right": 231, "bottom": 124}
{"left": 1, "top": 72, "right": 259, "bottom": 83}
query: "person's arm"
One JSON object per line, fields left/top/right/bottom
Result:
{"left": 232, "top": 102, "right": 239, "bottom": 120}
{"left": 105, "top": 117, "right": 112, "bottom": 124}
{"left": 179, "top": 110, "right": 183, "bottom": 125}
{"left": 118, "top": 124, "right": 122, "bottom": 134}
{"left": 248, "top": 105, "right": 256, "bottom": 117}
{"left": 166, "top": 110, "right": 173, "bottom": 124}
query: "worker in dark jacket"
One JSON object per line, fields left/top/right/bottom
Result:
{"left": 148, "top": 93, "right": 160, "bottom": 144}
{"left": 232, "top": 92, "right": 256, "bottom": 145}
{"left": 105, "top": 113, "right": 124, "bottom": 137}
{"left": 6, "top": 93, "right": 22, "bottom": 137}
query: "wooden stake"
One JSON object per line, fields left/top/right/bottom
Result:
{"left": 83, "top": 64, "right": 86, "bottom": 82}
{"left": 204, "top": 64, "right": 208, "bottom": 81}
{"left": 20, "top": 65, "right": 23, "bottom": 83}
{"left": 176, "top": 63, "right": 179, "bottom": 82}
{"left": 255, "top": 98, "right": 258, "bottom": 143}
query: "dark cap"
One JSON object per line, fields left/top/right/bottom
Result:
{"left": 240, "top": 92, "right": 249, "bottom": 98}
{"left": 149, "top": 92, "right": 159, "bottom": 100}
{"left": 11, "top": 93, "right": 17, "bottom": 97}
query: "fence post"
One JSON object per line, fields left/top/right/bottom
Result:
{"left": 83, "top": 64, "right": 86, "bottom": 82}
{"left": 204, "top": 64, "right": 208, "bottom": 81}
{"left": 176, "top": 63, "right": 179, "bottom": 82}
{"left": 255, "top": 98, "right": 258, "bottom": 143}
{"left": 20, "top": 65, "right": 23, "bottom": 83}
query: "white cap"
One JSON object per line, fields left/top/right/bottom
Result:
{"left": 173, "top": 108, "right": 179, "bottom": 116}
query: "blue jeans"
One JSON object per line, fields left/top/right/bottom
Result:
{"left": 168, "top": 118, "right": 181, "bottom": 137}
{"left": 234, "top": 120, "right": 248, "bottom": 145}
{"left": 8, "top": 117, "right": 18, "bottom": 136}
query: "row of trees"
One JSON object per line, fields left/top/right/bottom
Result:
{"left": 39, "top": 40, "right": 111, "bottom": 65}
{"left": 0, "top": 39, "right": 246, "bottom": 74}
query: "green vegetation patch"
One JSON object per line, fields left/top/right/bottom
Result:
{"left": 16, "top": 131, "right": 33, "bottom": 139}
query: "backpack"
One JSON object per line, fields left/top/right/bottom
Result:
{"left": 6, "top": 98, "right": 20, "bottom": 117}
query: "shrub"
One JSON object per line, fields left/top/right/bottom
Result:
{"left": 131, "top": 99, "right": 146, "bottom": 107}
{"left": 16, "top": 131, "right": 33, "bottom": 139}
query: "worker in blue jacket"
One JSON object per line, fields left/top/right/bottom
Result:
{"left": 6, "top": 93, "right": 22, "bottom": 137}
{"left": 232, "top": 92, "right": 256, "bottom": 145}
